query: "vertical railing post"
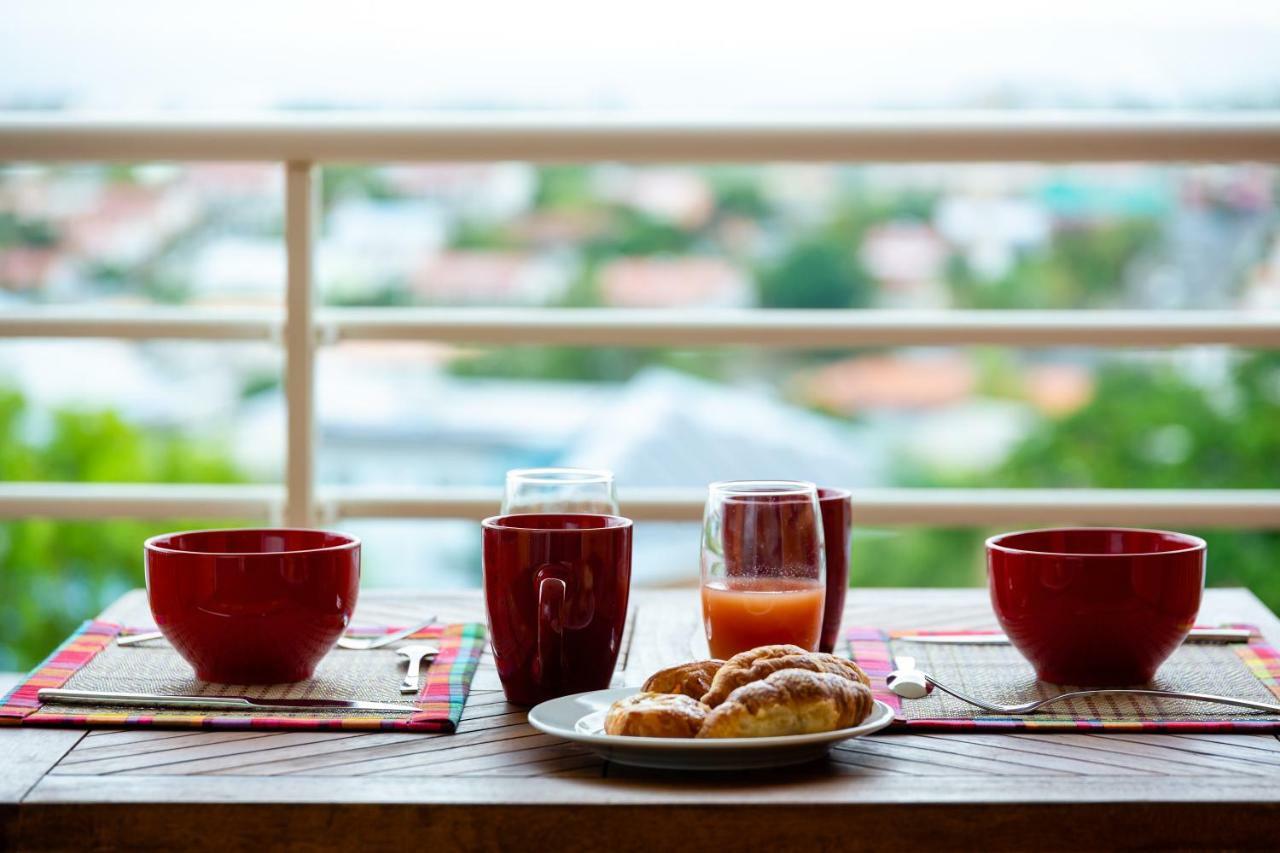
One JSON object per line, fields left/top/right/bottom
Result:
{"left": 284, "top": 161, "right": 318, "bottom": 527}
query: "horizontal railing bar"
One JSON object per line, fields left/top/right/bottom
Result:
{"left": 2, "top": 112, "right": 1279, "bottom": 163}
{"left": 4, "top": 307, "right": 1276, "bottom": 348}
{"left": 330, "top": 486, "right": 1280, "bottom": 528}
{"left": 321, "top": 486, "right": 696, "bottom": 522}
{"left": 327, "top": 308, "right": 1280, "bottom": 348}
{"left": 0, "top": 483, "right": 281, "bottom": 520}
{"left": 1, "top": 483, "right": 1276, "bottom": 527}
{"left": 0, "top": 307, "right": 280, "bottom": 341}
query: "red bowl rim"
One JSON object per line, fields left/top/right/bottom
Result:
{"left": 482, "top": 513, "right": 632, "bottom": 533}
{"left": 986, "top": 526, "right": 1206, "bottom": 558}
{"left": 144, "top": 527, "right": 360, "bottom": 557}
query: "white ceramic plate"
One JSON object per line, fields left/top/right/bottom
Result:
{"left": 527, "top": 687, "right": 895, "bottom": 771}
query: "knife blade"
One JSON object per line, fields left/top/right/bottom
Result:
{"left": 894, "top": 627, "right": 1252, "bottom": 645}
{"left": 37, "top": 688, "right": 418, "bottom": 714}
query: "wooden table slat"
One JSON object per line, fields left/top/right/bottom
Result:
{"left": 869, "top": 733, "right": 1149, "bottom": 776}
{"left": 1004, "top": 731, "right": 1278, "bottom": 777}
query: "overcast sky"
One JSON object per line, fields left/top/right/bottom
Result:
{"left": 3, "top": 1, "right": 1279, "bottom": 111}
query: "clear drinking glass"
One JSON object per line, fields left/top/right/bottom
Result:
{"left": 501, "top": 468, "right": 619, "bottom": 515}
{"left": 700, "top": 480, "right": 826, "bottom": 659}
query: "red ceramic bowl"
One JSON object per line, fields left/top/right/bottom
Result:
{"left": 987, "top": 528, "right": 1205, "bottom": 685}
{"left": 144, "top": 528, "right": 360, "bottom": 684}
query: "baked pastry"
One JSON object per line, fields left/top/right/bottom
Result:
{"left": 697, "top": 669, "right": 874, "bottom": 738}
{"left": 699, "top": 644, "right": 806, "bottom": 707}
{"left": 700, "top": 646, "right": 870, "bottom": 708}
{"left": 604, "top": 692, "right": 709, "bottom": 738}
{"left": 641, "top": 659, "right": 724, "bottom": 699}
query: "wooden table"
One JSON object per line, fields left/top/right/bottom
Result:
{"left": 4, "top": 588, "right": 1280, "bottom": 851}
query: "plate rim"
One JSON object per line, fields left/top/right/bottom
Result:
{"left": 527, "top": 686, "right": 895, "bottom": 749}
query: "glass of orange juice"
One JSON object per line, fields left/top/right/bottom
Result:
{"left": 700, "top": 480, "right": 826, "bottom": 659}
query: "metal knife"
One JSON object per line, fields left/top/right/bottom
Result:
{"left": 38, "top": 688, "right": 418, "bottom": 714}
{"left": 894, "top": 627, "right": 1252, "bottom": 645}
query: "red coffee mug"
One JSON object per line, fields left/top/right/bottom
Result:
{"left": 145, "top": 528, "right": 360, "bottom": 684}
{"left": 482, "top": 514, "right": 632, "bottom": 705}
{"left": 817, "top": 487, "right": 853, "bottom": 654}
{"left": 987, "top": 527, "right": 1205, "bottom": 685}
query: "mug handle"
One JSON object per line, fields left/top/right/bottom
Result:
{"left": 536, "top": 575, "right": 566, "bottom": 690}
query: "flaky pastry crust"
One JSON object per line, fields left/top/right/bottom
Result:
{"left": 641, "top": 660, "right": 724, "bottom": 699}
{"left": 697, "top": 669, "right": 874, "bottom": 738}
{"left": 700, "top": 647, "right": 870, "bottom": 708}
{"left": 604, "top": 692, "right": 709, "bottom": 738}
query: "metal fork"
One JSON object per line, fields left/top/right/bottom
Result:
{"left": 336, "top": 617, "right": 436, "bottom": 650}
{"left": 115, "top": 630, "right": 164, "bottom": 646}
{"left": 885, "top": 665, "right": 1280, "bottom": 715}
{"left": 116, "top": 616, "right": 436, "bottom": 650}
{"left": 396, "top": 643, "right": 438, "bottom": 694}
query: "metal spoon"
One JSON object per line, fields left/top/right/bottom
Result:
{"left": 885, "top": 665, "right": 1280, "bottom": 715}
{"left": 397, "top": 643, "right": 438, "bottom": 695}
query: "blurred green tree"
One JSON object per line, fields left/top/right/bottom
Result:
{"left": 758, "top": 240, "right": 872, "bottom": 309}
{"left": 992, "top": 352, "right": 1280, "bottom": 602}
{"left": 447, "top": 345, "right": 651, "bottom": 383}
{"left": 586, "top": 209, "right": 699, "bottom": 258}
{"left": 449, "top": 221, "right": 519, "bottom": 251}
{"left": 534, "top": 166, "right": 593, "bottom": 210}
{"left": 863, "top": 353, "right": 1280, "bottom": 607}
{"left": 851, "top": 528, "right": 986, "bottom": 589}
{"left": 950, "top": 219, "right": 1158, "bottom": 309}
{"left": 320, "top": 166, "right": 397, "bottom": 211}
{"left": 0, "top": 212, "right": 58, "bottom": 248}
{"left": 0, "top": 389, "right": 248, "bottom": 671}
{"left": 710, "top": 174, "right": 772, "bottom": 220}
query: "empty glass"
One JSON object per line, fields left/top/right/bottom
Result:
{"left": 700, "top": 480, "right": 826, "bottom": 659}
{"left": 501, "top": 468, "right": 619, "bottom": 515}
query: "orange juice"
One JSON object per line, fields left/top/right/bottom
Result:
{"left": 701, "top": 577, "right": 825, "bottom": 659}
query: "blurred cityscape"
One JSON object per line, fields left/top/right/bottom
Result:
{"left": 2, "top": 161, "right": 1279, "bottom": 668}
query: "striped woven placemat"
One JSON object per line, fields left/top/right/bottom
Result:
{"left": 0, "top": 620, "right": 486, "bottom": 733}
{"left": 847, "top": 625, "right": 1280, "bottom": 732}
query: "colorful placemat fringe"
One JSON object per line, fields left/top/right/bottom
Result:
{"left": 847, "top": 624, "right": 1280, "bottom": 732}
{"left": 0, "top": 620, "right": 486, "bottom": 733}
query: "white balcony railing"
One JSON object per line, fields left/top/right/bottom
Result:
{"left": 1, "top": 113, "right": 1279, "bottom": 529}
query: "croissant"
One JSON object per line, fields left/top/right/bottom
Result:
{"left": 604, "top": 692, "right": 709, "bottom": 738}
{"left": 641, "top": 660, "right": 724, "bottom": 699}
{"left": 701, "top": 646, "right": 870, "bottom": 708}
{"left": 697, "top": 669, "right": 874, "bottom": 738}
